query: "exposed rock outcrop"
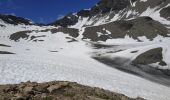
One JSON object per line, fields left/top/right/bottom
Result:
{"left": 0, "top": 81, "right": 144, "bottom": 100}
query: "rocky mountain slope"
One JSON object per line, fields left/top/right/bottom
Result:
{"left": 0, "top": 0, "right": 170, "bottom": 100}
{"left": 0, "top": 14, "right": 33, "bottom": 25}
{"left": 0, "top": 81, "right": 144, "bottom": 100}
{"left": 52, "top": 0, "right": 170, "bottom": 28}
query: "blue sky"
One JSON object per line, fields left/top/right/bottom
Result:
{"left": 0, "top": 0, "right": 100, "bottom": 23}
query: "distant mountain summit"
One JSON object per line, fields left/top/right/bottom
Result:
{"left": 51, "top": 0, "right": 131, "bottom": 27}
{"left": 0, "top": 14, "right": 33, "bottom": 25}
{"left": 52, "top": 0, "right": 170, "bottom": 28}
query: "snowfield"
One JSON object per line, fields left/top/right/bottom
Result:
{"left": 1, "top": 54, "right": 170, "bottom": 100}
{"left": 0, "top": 23, "right": 170, "bottom": 100}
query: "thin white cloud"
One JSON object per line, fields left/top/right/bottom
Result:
{"left": 57, "top": 15, "right": 64, "bottom": 20}
{"left": 10, "top": 13, "right": 15, "bottom": 16}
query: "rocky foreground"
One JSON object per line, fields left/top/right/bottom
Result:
{"left": 0, "top": 81, "right": 144, "bottom": 100}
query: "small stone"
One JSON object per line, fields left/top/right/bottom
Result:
{"left": 14, "top": 93, "right": 25, "bottom": 100}
{"left": 3, "top": 85, "right": 18, "bottom": 93}
{"left": 47, "top": 85, "right": 60, "bottom": 93}
{"left": 34, "top": 84, "right": 49, "bottom": 93}
{"left": 47, "top": 82, "right": 69, "bottom": 93}
{"left": 136, "top": 97, "right": 145, "bottom": 100}
{"left": 41, "top": 93, "right": 47, "bottom": 98}
{"left": 23, "top": 86, "right": 34, "bottom": 94}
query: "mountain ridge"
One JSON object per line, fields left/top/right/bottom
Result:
{"left": 51, "top": 0, "right": 170, "bottom": 28}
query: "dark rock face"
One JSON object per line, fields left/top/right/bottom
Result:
{"left": 0, "top": 14, "right": 32, "bottom": 25}
{"left": 10, "top": 31, "right": 32, "bottom": 42}
{"left": 0, "top": 51, "right": 15, "bottom": 54}
{"left": 78, "top": 0, "right": 130, "bottom": 16}
{"left": 83, "top": 17, "right": 168, "bottom": 41}
{"left": 160, "top": 6, "right": 170, "bottom": 20}
{"left": 0, "top": 24, "right": 6, "bottom": 27}
{"left": 132, "top": 47, "right": 167, "bottom": 66}
{"left": 50, "top": 27, "right": 79, "bottom": 38}
{"left": 0, "top": 44, "right": 11, "bottom": 47}
{"left": 77, "top": 10, "right": 90, "bottom": 17}
{"left": 0, "top": 81, "right": 144, "bottom": 100}
{"left": 94, "top": 0, "right": 130, "bottom": 13}
{"left": 9, "top": 27, "right": 79, "bottom": 42}
{"left": 30, "top": 35, "right": 46, "bottom": 41}
{"left": 52, "top": 14, "right": 78, "bottom": 27}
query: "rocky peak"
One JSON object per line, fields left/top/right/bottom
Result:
{"left": 52, "top": 0, "right": 131, "bottom": 27}
{"left": 51, "top": 13, "right": 78, "bottom": 27}
{"left": 0, "top": 14, "right": 33, "bottom": 25}
{"left": 78, "top": 0, "right": 131, "bottom": 16}
{"left": 94, "top": 0, "right": 130, "bottom": 13}
{"left": 52, "top": 0, "right": 170, "bottom": 28}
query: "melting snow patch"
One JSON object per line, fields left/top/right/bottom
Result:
{"left": 140, "top": 6, "right": 170, "bottom": 25}
{"left": 140, "top": 0, "right": 147, "bottom": 2}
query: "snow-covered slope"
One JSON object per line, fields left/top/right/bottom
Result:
{"left": 1, "top": 15, "right": 170, "bottom": 100}
{"left": 0, "top": 22, "right": 170, "bottom": 100}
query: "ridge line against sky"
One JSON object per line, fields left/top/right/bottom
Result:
{"left": 0, "top": 0, "right": 100, "bottom": 23}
